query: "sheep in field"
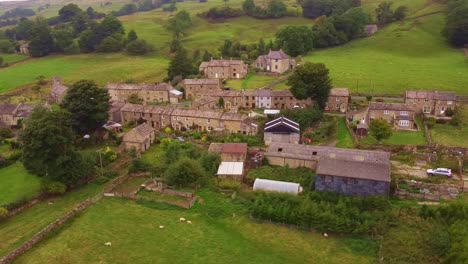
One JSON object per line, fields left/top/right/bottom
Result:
{"left": 104, "top": 242, "right": 112, "bottom": 246}
{"left": 187, "top": 220, "right": 192, "bottom": 224}
{"left": 159, "top": 225, "right": 165, "bottom": 229}
{"left": 179, "top": 217, "right": 186, "bottom": 222}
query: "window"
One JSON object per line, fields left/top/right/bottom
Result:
{"left": 447, "top": 101, "right": 453, "bottom": 105}
{"left": 423, "top": 106, "right": 431, "bottom": 113}
{"left": 185, "top": 117, "right": 188, "bottom": 121}
{"left": 336, "top": 97, "right": 340, "bottom": 102}
{"left": 399, "top": 120, "right": 410, "bottom": 126}
{"left": 400, "top": 111, "right": 408, "bottom": 116}
{"left": 278, "top": 148, "right": 283, "bottom": 152}
{"left": 424, "top": 99, "right": 429, "bottom": 102}
{"left": 384, "top": 110, "right": 390, "bottom": 115}
{"left": 275, "top": 59, "right": 278, "bottom": 62}
{"left": 173, "top": 116, "right": 176, "bottom": 120}
{"left": 207, "top": 119, "right": 210, "bottom": 123}
{"left": 150, "top": 114, "right": 153, "bottom": 118}
{"left": 312, "top": 151, "right": 317, "bottom": 155}
{"left": 256, "top": 63, "right": 259, "bottom": 67}
{"left": 275, "top": 65, "right": 278, "bottom": 70}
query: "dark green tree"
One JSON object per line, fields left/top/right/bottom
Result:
{"left": 258, "top": 38, "right": 266, "bottom": 55}
{"left": 275, "top": 25, "right": 314, "bottom": 56}
{"left": 52, "top": 29, "right": 74, "bottom": 52}
{"left": 242, "top": 0, "right": 256, "bottom": 15}
{"left": 287, "top": 62, "right": 332, "bottom": 110}
{"left": 165, "top": 157, "right": 205, "bottom": 187}
{"left": 167, "top": 47, "right": 196, "bottom": 81}
{"left": 312, "top": 16, "right": 347, "bottom": 48}
{"left": 78, "top": 29, "right": 97, "bottom": 52}
{"left": 369, "top": 118, "right": 392, "bottom": 143}
{"left": 218, "top": 97, "right": 225, "bottom": 108}
{"left": 16, "top": 18, "right": 35, "bottom": 40}
{"left": 166, "top": 10, "right": 192, "bottom": 39}
{"left": 267, "top": 0, "right": 287, "bottom": 18}
{"left": 444, "top": 0, "right": 468, "bottom": 47}
{"left": 127, "top": 29, "right": 138, "bottom": 42}
{"left": 96, "top": 34, "right": 124, "bottom": 52}
{"left": 59, "top": 3, "right": 83, "bottom": 22}
{"left": 61, "top": 80, "right": 110, "bottom": 134}
{"left": 28, "top": 18, "right": 54, "bottom": 57}
{"left": 170, "top": 37, "right": 182, "bottom": 53}
{"left": 333, "top": 7, "right": 371, "bottom": 39}
{"left": 393, "top": 6, "right": 407, "bottom": 21}
{"left": 202, "top": 50, "right": 212, "bottom": 61}
{"left": 86, "top": 6, "right": 96, "bottom": 18}
{"left": 126, "top": 39, "right": 153, "bottom": 55}
{"left": 375, "top": 1, "right": 394, "bottom": 25}
{"left": 72, "top": 13, "right": 89, "bottom": 35}
{"left": 95, "top": 15, "right": 125, "bottom": 43}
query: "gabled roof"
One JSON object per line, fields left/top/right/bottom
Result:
{"left": 121, "top": 103, "right": 174, "bottom": 115}
{"left": 204, "top": 59, "right": 246, "bottom": 67}
{"left": 330, "top": 88, "right": 349, "bottom": 97}
{"left": 14, "top": 104, "right": 36, "bottom": 118}
{"left": 171, "top": 109, "right": 223, "bottom": 119}
{"left": 369, "top": 102, "right": 413, "bottom": 112}
{"left": 183, "top": 79, "right": 221, "bottom": 85}
{"left": 266, "top": 49, "right": 290, "bottom": 60}
{"left": 405, "top": 90, "right": 456, "bottom": 101}
{"left": 0, "top": 103, "right": 18, "bottom": 115}
{"left": 220, "top": 112, "right": 244, "bottom": 121}
{"left": 317, "top": 157, "right": 390, "bottom": 182}
{"left": 257, "top": 89, "right": 272, "bottom": 97}
{"left": 51, "top": 77, "right": 68, "bottom": 95}
{"left": 264, "top": 117, "right": 300, "bottom": 133}
{"left": 105, "top": 82, "right": 175, "bottom": 92}
{"left": 221, "top": 143, "right": 247, "bottom": 155}
{"left": 109, "top": 101, "right": 126, "bottom": 113}
{"left": 123, "top": 123, "right": 155, "bottom": 143}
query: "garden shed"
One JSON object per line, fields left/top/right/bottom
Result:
{"left": 216, "top": 162, "right": 244, "bottom": 181}
{"left": 253, "top": 178, "right": 303, "bottom": 195}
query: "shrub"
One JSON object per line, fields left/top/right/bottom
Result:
{"left": 435, "top": 119, "right": 448, "bottom": 124}
{"left": 126, "top": 39, "right": 153, "bottom": 55}
{"left": 0, "top": 128, "right": 13, "bottom": 140}
{"left": 95, "top": 175, "right": 109, "bottom": 185}
{"left": 165, "top": 157, "right": 205, "bottom": 187}
{"left": 41, "top": 181, "right": 67, "bottom": 195}
{"left": 218, "top": 179, "right": 241, "bottom": 191}
{"left": 445, "top": 108, "right": 455, "bottom": 117}
{"left": 201, "top": 6, "right": 244, "bottom": 19}
{"left": 0, "top": 207, "right": 8, "bottom": 219}
{"left": 425, "top": 117, "right": 436, "bottom": 128}
{"left": 129, "top": 158, "right": 151, "bottom": 173}
{"left": 449, "top": 118, "right": 460, "bottom": 126}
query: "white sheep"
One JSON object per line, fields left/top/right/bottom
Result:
{"left": 159, "top": 225, "right": 165, "bottom": 229}
{"left": 187, "top": 220, "right": 192, "bottom": 224}
{"left": 104, "top": 242, "right": 112, "bottom": 246}
{"left": 179, "top": 217, "right": 186, "bottom": 222}
{"left": 323, "top": 233, "right": 328, "bottom": 238}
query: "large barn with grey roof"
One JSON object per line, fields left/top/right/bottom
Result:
{"left": 263, "top": 117, "right": 300, "bottom": 145}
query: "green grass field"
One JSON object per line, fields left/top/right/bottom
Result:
{"left": 0, "top": 162, "right": 41, "bottom": 207}
{"left": 336, "top": 117, "right": 355, "bottom": 148}
{"left": 226, "top": 73, "right": 280, "bottom": 90}
{"left": 0, "top": 183, "right": 102, "bottom": 256}
{"left": 307, "top": 12, "right": 468, "bottom": 95}
{"left": 431, "top": 106, "right": 468, "bottom": 147}
{"left": 361, "top": 117, "right": 426, "bottom": 145}
{"left": 14, "top": 195, "right": 376, "bottom": 264}
{"left": 0, "top": 53, "right": 28, "bottom": 65}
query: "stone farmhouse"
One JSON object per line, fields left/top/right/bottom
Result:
{"left": 264, "top": 116, "right": 300, "bottom": 146}
{"left": 404, "top": 90, "right": 456, "bottom": 117}
{"left": 119, "top": 103, "right": 258, "bottom": 135}
{"left": 105, "top": 82, "right": 182, "bottom": 104}
{"left": 208, "top": 143, "right": 248, "bottom": 162}
{"left": 254, "top": 49, "right": 296, "bottom": 74}
{"left": 48, "top": 77, "right": 68, "bottom": 104}
{"left": 368, "top": 102, "right": 416, "bottom": 130}
{"left": 0, "top": 103, "right": 37, "bottom": 127}
{"left": 326, "top": 88, "right": 349, "bottom": 113}
{"left": 181, "top": 79, "right": 222, "bottom": 99}
{"left": 122, "top": 123, "right": 156, "bottom": 153}
{"left": 108, "top": 101, "right": 126, "bottom": 123}
{"left": 264, "top": 143, "right": 391, "bottom": 196}
{"left": 199, "top": 59, "right": 248, "bottom": 79}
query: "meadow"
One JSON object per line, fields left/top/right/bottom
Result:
{"left": 431, "top": 106, "right": 468, "bottom": 147}
{"left": 0, "top": 162, "right": 41, "bottom": 207}
{"left": 14, "top": 194, "right": 377, "bottom": 264}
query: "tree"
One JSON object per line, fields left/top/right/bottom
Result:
{"left": 166, "top": 10, "right": 192, "bottom": 39}
{"left": 267, "top": 0, "right": 287, "bottom": 18}
{"left": 15, "top": 18, "right": 35, "bottom": 40}
{"left": 218, "top": 97, "right": 225, "bottom": 108}
{"left": 275, "top": 25, "right": 314, "bottom": 56}
{"left": 312, "top": 16, "right": 347, "bottom": 48}
{"left": 127, "top": 29, "right": 138, "bottom": 42}
{"left": 126, "top": 39, "right": 153, "bottom": 55}
{"left": 287, "top": 62, "right": 332, "bottom": 110}
{"left": 167, "top": 47, "right": 196, "bottom": 81}
{"left": 61, "top": 80, "right": 110, "bottom": 134}
{"left": 333, "top": 7, "right": 372, "bottom": 39}
{"left": 28, "top": 18, "right": 54, "bottom": 57}
{"left": 86, "top": 6, "right": 96, "bottom": 18}
{"left": 242, "top": 0, "right": 256, "bottom": 15}
{"left": 375, "top": 2, "right": 394, "bottom": 25}
{"left": 72, "top": 13, "right": 89, "bottom": 35}
{"left": 369, "top": 118, "right": 392, "bottom": 143}
{"left": 59, "top": 3, "right": 83, "bottom": 22}
{"left": 165, "top": 157, "right": 205, "bottom": 187}
{"left": 52, "top": 29, "right": 74, "bottom": 52}
{"left": 78, "top": 29, "right": 97, "bottom": 52}
{"left": 202, "top": 50, "right": 212, "bottom": 61}
{"left": 257, "top": 38, "right": 266, "bottom": 55}
{"left": 393, "top": 6, "right": 407, "bottom": 21}
{"left": 0, "top": 56, "right": 3, "bottom": 67}
{"left": 95, "top": 15, "right": 125, "bottom": 43}
{"left": 444, "top": 0, "right": 468, "bottom": 47}
{"left": 96, "top": 34, "right": 124, "bottom": 52}
{"left": 21, "top": 107, "right": 93, "bottom": 185}
{"left": 170, "top": 37, "right": 182, "bottom": 53}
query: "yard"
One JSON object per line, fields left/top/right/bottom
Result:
{"left": 336, "top": 117, "right": 354, "bottom": 148}
{"left": 0, "top": 53, "right": 28, "bottom": 65}
{"left": 430, "top": 106, "right": 468, "bottom": 147}
{"left": 14, "top": 194, "right": 377, "bottom": 264}
{"left": 361, "top": 117, "right": 426, "bottom": 146}
{"left": 225, "top": 73, "right": 280, "bottom": 90}
{"left": 0, "top": 162, "right": 41, "bottom": 207}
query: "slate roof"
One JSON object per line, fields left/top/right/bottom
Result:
{"left": 171, "top": 109, "right": 223, "bottom": 119}
{"left": 109, "top": 101, "right": 126, "bottom": 113}
{"left": 221, "top": 143, "right": 247, "bottom": 155}
{"left": 220, "top": 112, "right": 244, "bottom": 121}
{"left": 14, "top": 104, "right": 36, "bottom": 117}
{"left": 106, "top": 82, "right": 175, "bottom": 92}
{"left": 123, "top": 123, "right": 155, "bottom": 143}
{"left": 183, "top": 79, "right": 220, "bottom": 85}
{"left": 270, "top": 90, "right": 294, "bottom": 97}
{"left": 257, "top": 89, "right": 272, "bottom": 97}
{"left": 330, "top": 88, "right": 349, "bottom": 97}
{"left": 121, "top": 103, "right": 174, "bottom": 115}
{"left": 369, "top": 102, "right": 413, "bottom": 112}
{"left": 203, "top": 59, "right": 246, "bottom": 67}
{"left": 317, "top": 157, "right": 391, "bottom": 182}
{"left": 264, "top": 117, "right": 300, "bottom": 133}
{"left": 0, "top": 103, "right": 18, "bottom": 115}
{"left": 405, "top": 91, "right": 456, "bottom": 101}
{"left": 208, "top": 90, "right": 243, "bottom": 97}
{"left": 267, "top": 49, "right": 290, "bottom": 60}
{"left": 50, "top": 77, "right": 68, "bottom": 95}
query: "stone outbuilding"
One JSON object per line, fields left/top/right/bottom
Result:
{"left": 264, "top": 117, "right": 300, "bottom": 146}
{"left": 254, "top": 49, "right": 296, "bottom": 74}
{"left": 122, "top": 123, "right": 156, "bottom": 153}
{"left": 209, "top": 143, "right": 248, "bottom": 162}
{"left": 48, "top": 77, "right": 68, "bottom": 104}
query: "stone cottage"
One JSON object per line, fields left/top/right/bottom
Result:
{"left": 254, "top": 49, "right": 296, "bottom": 74}
{"left": 122, "top": 123, "right": 156, "bottom": 153}
{"left": 326, "top": 88, "right": 349, "bottom": 113}
{"left": 199, "top": 59, "right": 248, "bottom": 79}
{"left": 181, "top": 79, "right": 222, "bottom": 99}
{"left": 404, "top": 90, "right": 456, "bottom": 117}
{"left": 105, "top": 82, "right": 182, "bottom": 104}
{"left": 367, "top": 102, "right": 416, "bottom": 130}
{"left": 48, "top": 77, "right": 68, "bottom": 104}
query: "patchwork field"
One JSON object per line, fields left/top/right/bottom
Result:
{"left": 13, "top": 195, "right": 377, "bottom": 264}
{"left": 0, "top": 162, "right": 41, "bottom": 207}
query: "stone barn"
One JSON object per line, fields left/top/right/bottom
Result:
{"left": 122, "top": 123, "right": 156, "bottom": 153}
{"left": 209, "top": 143, "right": 248, "bottom": 162}
{"left": 264, "top": 117, "right": 300, "bottom": 146}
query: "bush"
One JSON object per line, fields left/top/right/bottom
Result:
{"left": 425, "top": 117, "right": 436, "bottom": 128}
{"left": 96, "top": 35, "right": 124, "bottom": 53}
{"left": 218, "top": 179, "right": 241, "bottom": 191}
{"left": 165, "top": 157, "right": 205, "bottom": 187}
{"left": 126, "top": 39, "right": 154, "bottom": 55}
{"left": 0, "top": 207, "right": 8, "bottom": 219}
{"left": 449, "top": 118, "right": 460, "bottom": 126}
{"left": 129, "top": 158, "right": 151, "bottom": 173}
{"left": 201, "top": 6, "right": 244, "bottom": 19}
{"left": 95, "top": 175, "right": 109, "bottom": 185}
{"left": 445, "top": 108, "right": 455, "bottom": 117}
{"left": 0, "top": 128, "right": 13, "bottom": 140}
{"left": 41, "top": 181, "right": 67, "bottom": 195}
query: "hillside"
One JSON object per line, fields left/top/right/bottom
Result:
{"left": 0, "top": 0, "right": 466, "bottom": 95}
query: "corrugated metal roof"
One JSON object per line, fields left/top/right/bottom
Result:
{"left": 253, "top": 178, "right": 301, "bottom": 195}
{"left": 217, "top": 162, "right": 244, "bottom": 175}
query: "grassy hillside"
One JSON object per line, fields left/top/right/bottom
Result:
{"left": 0, "top": 162, "right": 41, "bottom": 206}
{"left": 307, "top": 12, "right": 468, "bottom": 95}
{"left": 15, "top": 196, "right": 376, "bottom": 264}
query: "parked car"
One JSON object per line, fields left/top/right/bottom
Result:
{"left": 426, "top": 168, "right": 452, "bottom": 177}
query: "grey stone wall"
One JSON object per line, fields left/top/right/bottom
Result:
{"left": 315, "top": 175, "right": 389, "bottom": 196}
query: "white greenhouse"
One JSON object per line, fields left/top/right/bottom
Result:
{"left": 253, "top": 178, "right": 303, "bottom": 195}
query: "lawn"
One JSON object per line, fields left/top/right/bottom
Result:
{"left": 431, "top": 106, "right": 468, "bottom": 147}
{"left": 0, "top": 162, "right": 41, "bottom": 207}
{"left": 0, "top": 183, "right": 103, "bottom": 256}
{"left": 226, "top": 73, "right": 280, "bottom": 90}
{"left": 0, "top": 53, "right": 28, "bottom": 65}
{"left": 0, "top": 53, "right": 169, "bottom": 93}
{"left": 361, "top": 117, "right": 426, "bottom": 146}
{"left": 305, "top": 12, "right": 468, "bottom": 95}
{"left": 14, "top": 194, "right": 376, "bottom": 264}
{"left": 336, "top": 117, "right": 355, "bottom": 148}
